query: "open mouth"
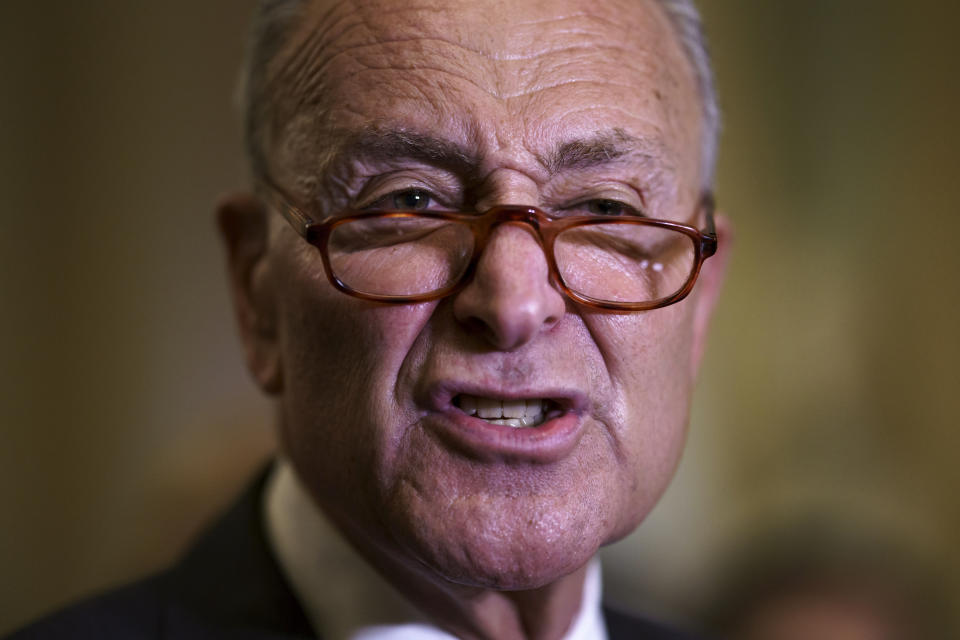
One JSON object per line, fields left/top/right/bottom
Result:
{"left": 424, "top": 386, "right": 587, "bottom": 462}
{"left": 453, "top": 394, "right": 562, "bottom": 429}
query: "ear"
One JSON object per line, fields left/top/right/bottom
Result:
{"left": 690, "top": 212, "right": 733, "bottom": 375}
{"left": 216, "top": 192, "right": 283, "bottom": 394}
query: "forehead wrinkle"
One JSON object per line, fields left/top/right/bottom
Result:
{"left": 272, "top": 0, "right": 696, "bottom": 192}
{"left": 498, "top": 40, "right": 673, "bottom": 102}
{"left": 270, "top": 2, "right": 365, "bottom": 115}
{"left": 339, "top": 54, "right": 502, "bottom": 104}
{"left": 487, "top": 14, "right": 624, "bottom": 61}
{"left": 497, "top": 78, "right": 651, "bottom": 102}
{"left": 492, "top": 42, "right": 631, "bottom": 63}
{"left": 284, "top": 0, "right": 659, "bottom": 102}
{"left": 300, "top": 0, "right": 510, "bottom": 65}
{"left": 282, "top": 36, "right": 508, "bottom": 114}
{"left": 270, "top": 2, "right": 501, "bottom": 123}
{"left": 273, "top": 0, "right": 673, "bottom": 114}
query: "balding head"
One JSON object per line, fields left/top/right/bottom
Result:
{"left": 239, "top": 0, "right": 718, "bottom": 187}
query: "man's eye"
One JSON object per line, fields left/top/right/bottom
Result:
{"left": 374, "top": 189, "right": 433, "bottom": 211}
{"left": 583, "top": 199, "right": 642, "bottom": 217}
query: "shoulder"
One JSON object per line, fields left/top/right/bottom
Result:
{"left": 6, "top": 466, "right": 314, "bottom": 640}
{"left": 603, "top": 606, "right": 709, "bottom": 640}
{"left": 5, "top": 576, "right": 168, "bottom": 640}
{"left": 6, "top": 569, "right": 310, "bottom": 640}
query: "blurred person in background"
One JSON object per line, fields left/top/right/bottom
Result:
{"left": 702, "top": 518, "right": 955, "bottom": 640}
{"left": 7, "top": 0, "right": 729, "bottom": 638}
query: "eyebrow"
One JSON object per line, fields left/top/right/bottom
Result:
{"left": 329, "top": 128, "right": 478, "bottom": 174}
{"left": 326, "top": 126, "right": 666, "bottom": 179}
{"left": 544, "top": 128, "right": 660, "bottom": 174}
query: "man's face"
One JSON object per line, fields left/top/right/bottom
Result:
{"left": 240, "top": 0, "right": 721, "bottom": 590}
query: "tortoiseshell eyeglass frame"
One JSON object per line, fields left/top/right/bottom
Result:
{"left": 259, "top": 177, "right": 718, "bottom": 312}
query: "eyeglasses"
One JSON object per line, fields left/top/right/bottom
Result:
{"left": 260, "top": 179, "right": 718, "bottom": 312}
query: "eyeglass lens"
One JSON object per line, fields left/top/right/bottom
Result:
{"left": 554, "top": 223, "right": 696, "bottom": 304}
{"left": 327, "top": 216, "right": 697, "bottom": 304}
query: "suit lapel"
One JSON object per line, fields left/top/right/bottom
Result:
{"left": 162, "top": 464, "right": 317, "bottom": 639}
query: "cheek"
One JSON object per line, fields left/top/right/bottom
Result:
{"left": 590, "top": 302, "right": 696, "bottom": 408}
{"left": 272, "top": 249, "right": 436, "bottom": 509}
{"left": 585, "top": 304, "right": 697, "bottom": 526}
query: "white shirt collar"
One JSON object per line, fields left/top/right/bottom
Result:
{"left": 264, "top": 460, "right": 609, "bottom": 640}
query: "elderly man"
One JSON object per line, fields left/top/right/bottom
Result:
{"left": 10, "top": 0, "right": 728, "bottom": 638}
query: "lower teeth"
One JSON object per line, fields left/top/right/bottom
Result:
{"left": 483, "top": 416, "right": 544, "bottom": 429}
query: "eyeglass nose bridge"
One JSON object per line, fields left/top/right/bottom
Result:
{"left": 461, "top": 204, "right": 567, "bottom": 297}
{"left": 470, "top": 205, "right": 554, "bottom": 249}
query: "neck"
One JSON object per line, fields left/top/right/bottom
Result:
{"left": 354, "top": 531, "right": 590, "bottom": 640}
{"left": 265, "top": 459, "right": 597, "bottom": 640}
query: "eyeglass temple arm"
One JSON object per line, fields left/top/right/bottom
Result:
{"left": 701, "top": 192, "right": 718, "bottom": 258}
{"left": 259, "top": 176, "right": 316, "bottom": 238}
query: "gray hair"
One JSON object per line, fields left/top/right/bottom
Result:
{"left": 241, "top": 0, "right": 719, "bottom": 187}
{"left": 655, "top": 0, "right": 720, "bottom": 187}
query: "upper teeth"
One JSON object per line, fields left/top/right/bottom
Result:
{"left": 458, "top": 395, "right": 546, "bottom": 428}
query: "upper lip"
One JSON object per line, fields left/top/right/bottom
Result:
{"left": 422, "top": 381, "right": 590, "bottom": 415}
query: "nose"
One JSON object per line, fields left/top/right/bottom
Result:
{"left": 452, "top": 223, "right": 566, "bottom": 351}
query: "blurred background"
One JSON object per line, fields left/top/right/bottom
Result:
{"left": 2, "top": 0, "right": 958, "bottom": 636}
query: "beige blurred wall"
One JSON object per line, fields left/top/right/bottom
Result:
{"left": 2, "top": 0, "right": 959, "bottom": 634}
{"left": 603, "top": 2, "right": 960, "bottom": 625}
{"left": 0, "top": 1, "right": 269, "bottom": 631}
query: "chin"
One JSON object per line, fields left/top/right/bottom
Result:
{"left": 411, "top": 526, "right": 601, "bottom": 592}
{"left": 373, "top": 417, "right": 655, "bottom": 591}
{"left": 385, "top": 479, "right": 614, "bottom": 592}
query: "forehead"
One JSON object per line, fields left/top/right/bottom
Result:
{"left": 268, "top": 0, "right": 701, "bottom": 186}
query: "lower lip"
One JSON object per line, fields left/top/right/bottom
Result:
{"left": 422, "top": 409, "right": 585, "bottom": 463}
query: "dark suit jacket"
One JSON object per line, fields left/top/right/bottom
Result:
{"left": 8, "top": 468, "right": 703, "bottom": 639}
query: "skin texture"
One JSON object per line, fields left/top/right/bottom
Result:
{"left": 218, "top": 0, "right": 730, "bottom": 637}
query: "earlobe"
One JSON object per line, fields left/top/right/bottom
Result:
{"left": 690, "top": 212, "right": 733, "bottom": 375}
{"left": 216, "top": 192, "right": 284, "bottom": 394}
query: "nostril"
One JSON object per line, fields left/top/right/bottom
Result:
{"left": 455, "top": 292, "right": 565, "bottom": 350}
{"left": 543, "top": 307, "right": 561, "bottom": 331}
